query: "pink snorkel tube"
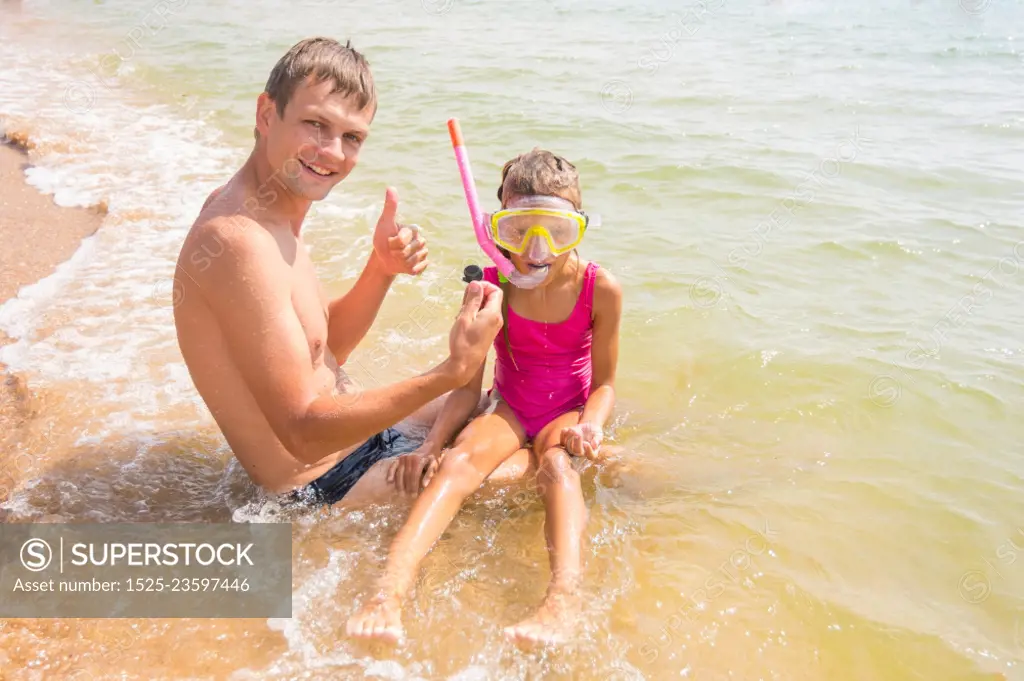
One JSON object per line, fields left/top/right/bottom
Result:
{"left": 447, "top": 118, "right": 547, "bottom": 289}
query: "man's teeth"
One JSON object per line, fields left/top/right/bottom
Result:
{"left": 305, "top": 162, "right": 332, "bottom": 176}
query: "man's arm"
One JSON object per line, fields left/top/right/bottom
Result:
{"left": 197, "top": 217, "right": 501, "bottom": 466}
{"left": 326, "top": 251, "right": 394, "bottom": 364}
{"left": 580, "top": 269, "right": 623, "bottom": 429}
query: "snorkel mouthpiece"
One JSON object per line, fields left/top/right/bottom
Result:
{"left": 447, "top": 118, "right": 547, "bottom": 289}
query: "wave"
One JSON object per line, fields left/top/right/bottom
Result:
{"left": 803, "top": 238, "right": 932, "bottom": 261}
{"left": 930, "top": 46, "right": 1024, "bottom": 62}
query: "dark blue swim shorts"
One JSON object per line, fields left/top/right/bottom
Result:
{"left": 288, "top": 428, "right": 419, "bottom": 506}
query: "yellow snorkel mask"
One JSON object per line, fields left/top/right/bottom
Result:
{"left": 488, "top": 195, "right": 599, "bottom": 260}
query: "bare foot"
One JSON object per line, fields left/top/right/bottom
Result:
{"left": 345, "top": 593, "right": 404, "bottom": 643}
{"left": 503, "top": 590, "right": 580, "bottom": 647}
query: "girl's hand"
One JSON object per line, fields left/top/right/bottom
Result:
{"left": 560, "top": 422, "right": 604, "bottom": 461}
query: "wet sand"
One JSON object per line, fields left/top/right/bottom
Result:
{"left": 0, "top": 133, "right": 106, "bottom": 305}
{"left": 0, "top": 132, "right": 106, "bottom": 465}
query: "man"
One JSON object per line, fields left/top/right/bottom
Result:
{"left": 173, "top": 37, "right": 504, "bottom": 507}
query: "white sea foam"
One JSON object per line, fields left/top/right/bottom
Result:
{"left": 229, "top": 548, "right": 371, "bottom": 680}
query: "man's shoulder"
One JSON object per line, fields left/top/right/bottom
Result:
{"left": 184, "top": 209, "right": 267, "bottom": 256}
{"left": 196, "top": 211, "right": 269, "bottom": 246}
{"left": 189, "top": 178, "right": 274, "bottom": 244}
{"left": 179, "top": 197, "right": 281, "bottom": 289}
{"left": 199, "top": 184, "right": 227, "bottom": 214}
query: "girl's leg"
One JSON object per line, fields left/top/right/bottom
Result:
{"left": 346, "top": 401, "right": 526, "bottom": 642}
{"left": 339, "top": 442, "right": 532, "bottom": 509}
{"left": 486, "top": 447, "right": 533, "bottom": 482}
{"left": 504, "top": 410, "right": 588, "bottom": 645}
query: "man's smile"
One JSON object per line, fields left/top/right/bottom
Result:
{"left": 300, "top": 158, "right": 337, "bottom": 178}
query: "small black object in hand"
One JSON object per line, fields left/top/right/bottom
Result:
{"left": 462, "top": 265, "right": 483, "bottom": 283}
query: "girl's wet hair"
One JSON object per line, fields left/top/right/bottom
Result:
{"left": 497, "top": 148, "right": 582, "bottom": 210}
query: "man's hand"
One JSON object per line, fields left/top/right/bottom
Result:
{"left": 386, "top": 449, "right": 441, "bottom": 496}
{"left": 561, "top": 422, "right": 604, "bottom": 461}
{"left": 446, "top": 280, "right": 503, "bottom": 386}
{"left": 372, "top": 187, "right": 428, "bottom": 276}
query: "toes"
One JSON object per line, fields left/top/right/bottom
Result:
{"left": 358, "top": 616, "right": 375, "bottom": 639}
{"left": 370, "top": 619, "right": 392, "bottom": 642}
{"left": 504, "top": 627, "right": 527, "bottom": 647}
{"left": 347, "top": 602, "right": 403, "bottom": 644}
{"left": 346, "top": 614, "right": 363, "bottom": 637}
{"left": 522, "top": 626, "right": 544, "bottom": 644}
{"left": 345, "top": 615, "right": 364, "bottom": 638}
{"left": 504, "top": 623, "right": 538, "bottom": 645}
{"left": 505, "top": 619, "right": 567, "bottom": 648}
{"left": 347, "top": 607, "right": 386, "bottom": 640}
{"left": 384, "top": 624, "right": 404, "bottom": 644}
{"left": 370, "top": 617, "right": 402, "bottom": 644}
{"left": 513, "top": 630, "right": 542, "bottom": 648}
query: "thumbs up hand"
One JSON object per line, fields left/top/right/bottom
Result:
{"left": 372, "top": 187, "right": 429, "bottom": 276}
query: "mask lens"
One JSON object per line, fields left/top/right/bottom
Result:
{"left": 547, "top": 220, "right": 581, "bottom": 250}
{"left": 495, "top": 211, "right": 582, "bottom": 253}
{"left": 496, "top": 214, "right": 534, "bottom": 250}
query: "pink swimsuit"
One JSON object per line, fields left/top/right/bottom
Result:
{"left": 484, "top": 262, "right": 599, "bottom": 440}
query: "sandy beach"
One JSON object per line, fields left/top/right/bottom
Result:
{"left": 0, "top": 132, "right": 105, "bottom": 476}
{"left": 0, "top": 135, "right": 106, "bottom": 305}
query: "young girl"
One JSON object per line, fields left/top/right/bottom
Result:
{"left": 346, "top": 148, "right": 623, "bottom": 645}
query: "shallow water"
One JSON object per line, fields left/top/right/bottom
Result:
{"left": 1, "top": 0, "right": 1024, "bottom": 678}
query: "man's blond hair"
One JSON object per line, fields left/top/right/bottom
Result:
{"left": 264, "top": 37, "right": 376, "bottom": 118}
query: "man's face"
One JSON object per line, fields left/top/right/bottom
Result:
{"left": 256, "top": 76, "right": 373, "bottom": 202}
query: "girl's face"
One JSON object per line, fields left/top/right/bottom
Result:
{"left": 502, "top": 193, "right": 582, "bottom": 286}
{"left": 509, "top": 247, "right": 574, "bottom": 284}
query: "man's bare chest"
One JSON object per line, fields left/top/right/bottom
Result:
{"left": 290, "top": 246, "right": 330, "bottom": 368}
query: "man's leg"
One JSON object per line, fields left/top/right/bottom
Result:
{"left": 335, "top": 458, "right": 406, "bottom": 507}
